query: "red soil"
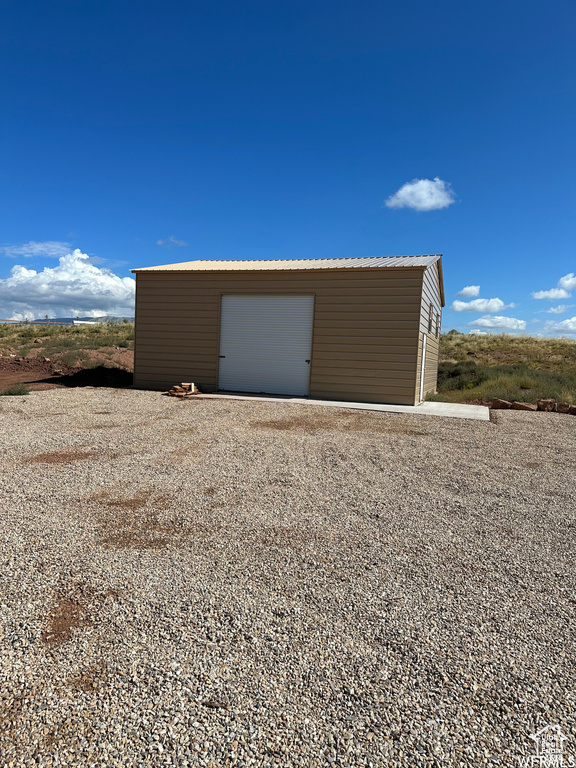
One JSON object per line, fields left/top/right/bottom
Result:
{"left": 0, "top": 348, "right": 134, "bottom": 391}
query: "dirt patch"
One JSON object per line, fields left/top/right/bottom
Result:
{"left": 41, "top": 597, "right": 89, "bottom": 646}
{"left": 251, "top": 412, "right": 428, "bottom": 436}
{"left": 0, "top": 356, "right": 60, "bottom": 391}
{"left": 98, "top": 512, "right": 191, "bottom": 549}
{"left": 0, "top": 355, "right": 133, "bottom": 391}
{"left": 90, "top": 490, "right": 190, "bottom": 548}
{"left": 89, "top": 489, "right": 169, "bottom": 511}
{"left": 69, "top": 663, "right": 107, "bottom": 693}
{"left": 91, "top": 490, "right": 224, "bottom": 549}
{"left": 41, "top": 583, "right": 119, "bottom": 647}
{"left": 28, "top": 449, "right": 94, "bottom": 464}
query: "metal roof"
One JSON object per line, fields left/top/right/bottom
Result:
{"left": 132, "top": 254, "right": 445, "bottom": 306}
{"left": 132, "top": 254, "right": 442, "bottom": 272}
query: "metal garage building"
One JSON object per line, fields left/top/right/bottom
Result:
{"left": 131, "top": 255, "right": 445, "bottom": 405}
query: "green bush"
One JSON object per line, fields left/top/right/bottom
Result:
{"left": 1, "top": 383, "right": 30, "bottom": 396}
{"left": 437, "top": 361, "right": 491, "bottom": 391}
{"left": 436, "top": 360, "right": 576, "bottom": 403}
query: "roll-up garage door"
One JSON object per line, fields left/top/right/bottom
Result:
{"left": 218, "top": 295, "right": 314, "bottom": 396}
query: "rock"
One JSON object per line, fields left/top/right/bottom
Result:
{"left": 42, "top": 357, "right": 51, "bottom": 363}
{"left": 511, "top": 402, "right": 537, "bottom": 411}
{"left": 491, "top": 398, "right": 512, "bottom": 409}
{"left": 556, "top": 402, "right": 570, "bottom": 414}
{"left": 537, "top": 398, "right": 556, "bottom": 412}
{"left": 33, "top": 339, "right": 41, "bottom": 344}
{"left": 570, "top": 405, "right": 576, "bottom": 416}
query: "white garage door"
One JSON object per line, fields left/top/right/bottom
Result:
{"left": 218, "top": 295, "right": 314, "bottom": 396}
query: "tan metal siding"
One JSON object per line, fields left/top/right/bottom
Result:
{"left": 415, "top": 263, "right": 443, "bottom": 401}
{"left": 134, "top": 268, "right": 425, "bottom": 405}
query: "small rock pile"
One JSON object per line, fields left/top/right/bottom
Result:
{"left": 491, "top": 397, "right": 576, "bottom": 414}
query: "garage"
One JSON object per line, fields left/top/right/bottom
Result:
{"left": 131, "top": 255, "right": 445, "bottom": 406}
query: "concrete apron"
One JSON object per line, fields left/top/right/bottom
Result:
{"left": 197, "top": 392, "right": 490, "bottom": 422}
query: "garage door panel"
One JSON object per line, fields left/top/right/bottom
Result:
{"left": 218, "top": 296, "right": 314, "bottom": 396}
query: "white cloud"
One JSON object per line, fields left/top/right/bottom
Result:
{"left": 468, "top": 329, "right": 488, "bottom": 335}
{"left": 469, "top": 315, "right": 526, "bottom": 330}
{"left": 450, "top": 297, "right": 512, "bottom": 313}
{"left": 456, "top": 285, "right": 480, "bottom": 297}
{"left": 543, "top": 316, "right": 576, "bottom": 335}
{"left": 1, "top": 240, "right": 72, "bottom": 258}
{"left": 532, "top": 273, "right": 576, "bottom": 300}
{"left": 559, "top": 273, "right": 576, "bottom": 291}
{"left": 0, "top": 249, "right": 135, "bottom": 320}
{"left": 385, "top": 177, "right": 455, "bottom": 211}
{"left": 532, "top": 287, "right": 570, "bottom": 300}
{"left": 156, "top": 236, "right": 187, "bottom": 247}
{"left": 546, "top": 304, "right": 572, "bottom": 314}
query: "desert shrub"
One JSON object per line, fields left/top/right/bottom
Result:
{"left": 437, "top": 333, "right": 576, "bottom": 403}
{"left": 1, "top": 383, "right": 30, "bottom": 396}
{"left": 60, "top": 349, "right": 91, "bottom": 367}
{"left": 437, "top": 361, "right": 491, "bottom": 391}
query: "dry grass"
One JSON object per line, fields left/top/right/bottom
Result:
{"left": 440, "top": 331, "right": 576, "bottom": 370}
{"left": 0, "top": 321, "right": 134, "bottom": 358}
{"left": 434, "top": 332, "right": 576, "bottom": 404}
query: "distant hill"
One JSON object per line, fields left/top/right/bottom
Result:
{"left": 434, "top": 331, "right": 576, "bottom": 404}
{"left": 0, "top": 315, "right": 134, "bottom": 325}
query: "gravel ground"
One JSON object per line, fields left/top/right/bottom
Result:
{"left": 0, "top": 388, "right": 574, "bottom": 767}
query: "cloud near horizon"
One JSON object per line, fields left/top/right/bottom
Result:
{"left": 543, "top": 316, "right": 576, "bottom": 335}
{"left": 532, "top": 273, "right": 576, "bottom": 300}
{"left": 470, "top": 315, "right": 526, "bottom": 330}
{"left": 385, "top": 177, "right": 455, "bottom": 211}
{"left": 450, "top": 297, "right": 513, "bottom": 313}
{"left": 456, "top": 285, "right": 480, "bottom": 297}
{"left": 0, "top": 249, "right": 135, "bottom": 321}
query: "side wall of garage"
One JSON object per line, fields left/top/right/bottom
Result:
{"left": 415, "top": 262, "right": 443, "bottom": 402}
{"left": 133, "top": 267, "right": 426, "bottom": 405}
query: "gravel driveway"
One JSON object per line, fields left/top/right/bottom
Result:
{"left": 0, "top": 388, "right": 574, "bottom": 767}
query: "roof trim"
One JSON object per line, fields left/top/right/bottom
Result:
{"left": 435, "top": 256, "right": 445, "bottom": 307}
{"left": 132, "top": 254, "right": 443, "bottom": 273}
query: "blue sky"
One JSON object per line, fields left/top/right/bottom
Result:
{"left": 0, "top": 0, "right": 574, "bottom": 332}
